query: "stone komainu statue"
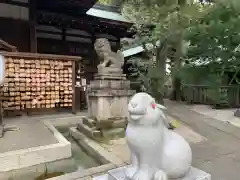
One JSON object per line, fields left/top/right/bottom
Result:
{"left": 94, "top": 38, "right": 124, "bottom": 69}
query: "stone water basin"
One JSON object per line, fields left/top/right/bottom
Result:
{"left": 35, "top": 127, "right": 105, "bottom": 180}
{"left": 57, "top": 127, "right": 101, "bottom": 171}
{"left": 0, "top": 124, "right": 106, "bottom": 180}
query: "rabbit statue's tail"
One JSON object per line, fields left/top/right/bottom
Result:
{"left": 154, "top": 170, "right": 168, "bottom": 180}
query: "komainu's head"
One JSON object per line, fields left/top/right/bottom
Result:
{"left": 128, "top": 92, "right": 168, "bottom": 126}
{"left": 94, "top": 38, "right": 111, "bottom": 58}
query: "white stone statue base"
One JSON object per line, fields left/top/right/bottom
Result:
{"left": 93, "top": 166, "right": 211, "bottom": 180}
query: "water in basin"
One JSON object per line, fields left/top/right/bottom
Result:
{"left": 57, "top": 127, "right": 101, "bottom": 170}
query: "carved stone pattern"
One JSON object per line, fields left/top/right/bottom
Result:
{"left": 110, "top": 97, "right": 124, "bottom": 117}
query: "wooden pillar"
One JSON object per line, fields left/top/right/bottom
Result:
{"left": 72, "top": 60, "right": 77, "bottom": 114}
{"left": 62, "top": 28, "right": 66, "bottom": 41}
{"left": 29, "top": 0, "right": 37, "bottom": 53}
{"left": 116, "top": 37, "right": 121, "bottom": 50}
{"left": 61, "top": 28, "right": 66, "bottom": 54}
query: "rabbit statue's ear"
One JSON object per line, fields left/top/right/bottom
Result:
{"left": 156, "top": 104, "right": 167, "bottom": 110}
{"left": 156, "top": 104, "right": 170, "bottom": 128}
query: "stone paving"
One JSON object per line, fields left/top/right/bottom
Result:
{"left": 0, "top": 118, "right": 57, "bottom": 153}
{"left": 185, "top": 104, "right": 240, "bottom": 127}
{"left": 2, "top": 106, "right": 240, "bottom": 180}
{"left": 165, "top": 100, "right": 240, "bottom": 180}
{"left": 0, "top": 111, "right": 88, "bottom": 153}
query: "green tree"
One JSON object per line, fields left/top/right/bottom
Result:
{"left": 121, "top": 0, "right": 208, "bottom": 103}
{"left": 180, "top": 0, "right": 240, "bottom": 107}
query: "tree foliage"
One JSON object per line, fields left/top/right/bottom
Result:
{"left": 182, "top": 0, "right": 240, "bottom": 84}
{"left": 121, "top": 0, "right": 209, "bottom": 102}
{"left": 179, "top": 0, "right": 240, "bottom": 107}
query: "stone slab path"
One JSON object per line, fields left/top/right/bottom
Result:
{"left": 185, "top": 104, "right": 240, "bottom": 127}
{"left": 165, "top": 100, "right": 240, "bottom": 180}
{"left": 0, "top": 118, "right": 57, "bottom": 153}
{"left": 0, "top": 112, "right": 87, "bottom": 153}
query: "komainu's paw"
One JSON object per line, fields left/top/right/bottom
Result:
{"left": 154, "top": 170, "right": 168, "bottom": 180}
{"left": 125, "top": 166, "right": 137, "bottom": 179}
{"left": 132, "top": 170, "right": 152, "bottom": 180}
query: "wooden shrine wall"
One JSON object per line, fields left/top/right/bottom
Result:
{"left": 0, "top": 52, "right": 80, "bottom": 115}
{"left": 0, "top": 18, "right": 30, "bottom": 52}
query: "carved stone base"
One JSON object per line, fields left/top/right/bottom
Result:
{"left": 97, "top": 66, "right": 123, "bottom": 75}
{"left": 79, "top": 72, "right": 135, "bottom": 140}
{"left": 93, "top": 166, "right": 211, "bottom": 180}
{"left": 234, "top": 109, "right": 240, "bottom": 117}
{"left": 94, "top": 73, "right": 127, "bottom": 80}
{"left": 87, "top": 73, "right": 134, "bottom": 122}
{"left": 77, "top": 117, "right": 126, "bottom": 140}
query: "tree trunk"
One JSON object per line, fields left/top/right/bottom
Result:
{"left": 171, "top": 77, "right": 182, "bottom": 101}
{"left": 155, "top": 42, "right": 168, "bottom": 105}
{"left": 171, "top": 35, "right": 183, "bottom": 101}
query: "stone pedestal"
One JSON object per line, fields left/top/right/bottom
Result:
{"left": 93, "top": 166, "right": 211, "bottom": 180}
{"left": 77, "top": 70, "right": 135, "bottom": 139}
{"left": 234, "top": 109, "right": 240, "bottom": 117}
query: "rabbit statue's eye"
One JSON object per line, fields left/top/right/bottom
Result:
{"left": 151, "top": 103, "right": 156, "bottom": 109}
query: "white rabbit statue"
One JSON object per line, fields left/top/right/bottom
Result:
{"left": 125, "top": 92, "right": 192, "bottom": 180}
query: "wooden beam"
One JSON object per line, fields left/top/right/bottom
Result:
{"left": 36, "top": 11, "right": 130, "bottom": 38}
{"left": 0, "top": 39, "right": 17, "bottom": 52}
{"left": 36, "top": 29, "right": 119, "bottom": 42}
{"left": 1, "top": 0, "right": 29, "bottom": 7}
{"left": 1, "top": 51, "right": 82, "bottom": 61}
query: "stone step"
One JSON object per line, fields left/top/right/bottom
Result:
{"left": 111, "top": 120, "right": 127, "bottom": 129}
{"left": 92, "top": 166, "right": 211, "bottom": 180}
{"left": 77, "top": 123, "right": 102, "bottom": 139}
{"left": 95, "top": 120, "right": 114, "bottom": 129}
{"left": 82, "top": 117, "right": 96, "bottom": 128}
{"left": 94, "top": 74, "right": 126, "bottom": 80}
{"left": 94, "top": 119, "right": 127, "bottom": 129}
{"left": 4, "top": 113, "right": 86, "bottom": 122}
{"left": 88, "top": 89, "right": 135, "bottom": 97}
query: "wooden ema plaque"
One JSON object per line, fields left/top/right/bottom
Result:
{"left": 1, "top": 58, "right": 73, "bottom": 111}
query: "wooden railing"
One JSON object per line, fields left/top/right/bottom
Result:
{"left": 182, "top": 84, "right": 240, "bottom": 108}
